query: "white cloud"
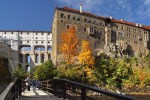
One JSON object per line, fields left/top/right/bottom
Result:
{"left": 56, "top": 0, "right": 150, "bottom": 25}
{"left": 144, "top": 0, "right": 150, "bottom": 5}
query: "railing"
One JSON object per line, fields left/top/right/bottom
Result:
{"left": 1, "top": 78, "right": 26, "bottom": 100}
{"left": 40, "top": 79, "right": 136, "bottom": 100}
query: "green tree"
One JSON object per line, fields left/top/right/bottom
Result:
{"left": 94, "top": 53, "right": 132, "bottom": 90}
{"left": 13, "top": 65, "right": 27, "bottom": 79}
{"left": 34, "top": 60, "right": 56, "bottom": 80}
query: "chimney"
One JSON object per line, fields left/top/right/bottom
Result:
{"left": 139, "top": 24, "right": 142, "bottom": 27}
{"left": 136, "top": 23, "right": 138, "bottom": 27}
{"left": 109, "top": 16, "right": 113, "bottom": 19}
{"left": 80, "top": 4, "right": 83, "bottom": 13}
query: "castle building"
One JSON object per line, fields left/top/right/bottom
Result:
{"left": 52, "top": 6, "right": 150, "bottom": 65}
{"left": 0, "top": 31, "right": 52, "bottom": 70}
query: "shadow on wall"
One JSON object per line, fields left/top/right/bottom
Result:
{"left": 0, "top": 58, "right": 11, "bottom": 82}
{"left": 123, "top": 44, "right": 134, "bottom": 57}
{"left": 0, "top": 42, "right": 18, "bottom": 79}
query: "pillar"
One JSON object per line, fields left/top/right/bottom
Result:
{"left": 105, "top": 26, "right": 108, "bottom": 46}
{"left": 39, "top": 53, "right": 41, "bottom": 63}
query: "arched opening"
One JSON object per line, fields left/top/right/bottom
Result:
{"left": 19, "top": 53, "right": 23, "bottom": 63}
{"left": 47, "top": 46, "right": 52, "bottom": 51}
{"left": 35, "top": 54, "right": 39, "bottom": 63}
{"left": 35, "top": 46, "right": 45, "bottom": 51}
{"left": 41, "top": 54, "right": 45, "bottom": 63}
{"left": 25, "top": 54, "right": 30, "bottom": 63}
{"left": 19, "top": 45, "right": 31, "bottom": 51}
{"left": 25, "top": 65, "right": 30, "bottom": 72}
{"left": 48, "top": 54, "right": 51, "bottom": 60}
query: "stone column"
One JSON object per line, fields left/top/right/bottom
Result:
{"left": 23, "top": 54, "right": 26, "bottom": 64}
{"left": 39, "top": 53, "right": 41, "bottom": 64}
{"left": 45, "top": 33, "right": 48, "bottom": 52}
{"left": 44, "top": 53, "right": 48, "bottom": 62}
{"left": 105, "top": 25, "right": 108, "bottom": 46}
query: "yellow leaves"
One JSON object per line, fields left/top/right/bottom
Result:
{"left": 61, "top": 26, "right": 78, "bottom": 64}
{"left": 78, "top": 40, "right": 94, "bottom": 67}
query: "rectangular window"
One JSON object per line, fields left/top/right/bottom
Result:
{"left": 77, "top": 17, "right": 80, "bottom": 21}
{"left": 84, "top": 28, "right": 86, "bottom": 32}
{"left": 121, "top": 26, "right": 124, "bottom": 30}
{"left": 67, "top": 25, "right": 70, "bottom": 29}
{"left": 134, "top": 41, "right": 137, "bottom": 44}
{"left": 84, "top": 18, "right": 87, "bottom": 22}
{"left": 61, "top": 13, "right": 64, "bottom": 18}
{"left": 117, "top": 32, "right": 124, "bottom": 40}
{"left": 68, "top": 15, "right": 70, "bottom": 19}
{"left": 127, "top": 28, "right": 130, "bottom": 31}
{"left": 73, "top": 17, "right": 75, "bottom": 20}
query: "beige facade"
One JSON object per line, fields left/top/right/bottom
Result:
{"left": 52, "top": 7, "right": 150, "bottom": 65}
{"left": 0, "top": 31, "right": 52, "bottom": 70}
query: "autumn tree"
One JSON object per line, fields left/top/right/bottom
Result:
{"left": 78, "top": 40, "right": 94, "bottom": 67}
{"left": 78, "top": 40, "right": 95, "bottom": 83}
{"left": 61, "top": 26, "right": 78, "bottom": 64}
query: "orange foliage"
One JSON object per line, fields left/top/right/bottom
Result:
{"left": 78, "top": 40, "right": 94, "bottom": 68}
{"left": 61, "top": 26, "right": 78, "bottom": 64}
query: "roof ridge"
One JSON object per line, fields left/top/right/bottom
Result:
{"left": 58, "top": 6, "right": 150, "bottom": 30}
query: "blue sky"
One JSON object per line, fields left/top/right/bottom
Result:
{"left": 0, "top": 0, "right": 149, "bottom": 31}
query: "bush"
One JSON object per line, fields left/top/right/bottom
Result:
{"left": 94, "top": 53, "right": 133, "bottom": 90}
{"left": 34, "top": 60, "right": 56, "bottom": 80}
{"left": 13, "top": 65, "right": 27, "bottom": 79}
{"left": 56, "top": 64, "right": 96, "bottom": 85}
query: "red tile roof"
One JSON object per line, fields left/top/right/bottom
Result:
{"left": 57, "top": 7, "right": 150, "bottom": 31}
{"left": 143, "top": 26, "right": 150, "bottom": 30}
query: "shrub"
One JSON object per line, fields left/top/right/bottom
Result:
{"left": 34, "top": 60, "right": 56, "bottom": 80}
{"left": 13, "top": 65, "right": 27, "bottom": 79}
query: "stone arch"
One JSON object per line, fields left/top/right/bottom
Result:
{"left": 35, "top": 54, "right": 39, "bottom": 63}
{"left": 19, "top": 53, "right": 23, "bottom": 63}
{"left": 48, "top": 53, "right": 51, "bottom": 60}
{"left": 25, "top": 54, "right": 30, "bottom": 63}
{"left": 41, "top": 54, "right": 45, "bottom": 63}
{"left": 35, "top": 45, "right": 45, "bottom": 51}
{"left": 19, "top": 45, "right": 31, "bottom": 51}
{"left": 47, "top": 46, "right": 52, "bottom": 51}
{"left": 25, "top": 65, "right": 30, "bottom": 72}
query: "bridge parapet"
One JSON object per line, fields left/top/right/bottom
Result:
{"left": 40, "top": 79, "right": 136, "bottom": 100}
